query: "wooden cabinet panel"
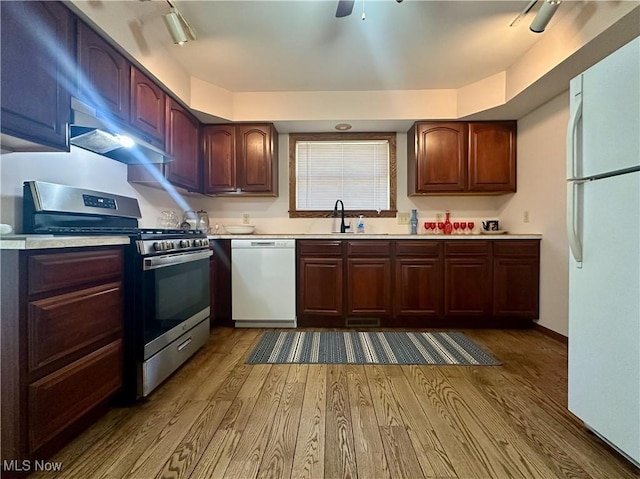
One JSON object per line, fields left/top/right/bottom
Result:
{"left": 408, "top": 122, "right": 467, "bottom": 194}
{"left": 493, "top": 240, "right": 540, "bottom": 318}
{"left": 346, "top": 258, "right": 392, "bottom": 316}
{"left": 28, "top": 340, "right": 122, "bottom": 454}
{"left": 468, "top": 122, "right": 516, "bottom": 192}
{"left": 298, "top": 258, "right": 344, "bottom": 316}
{"left": 444, "top": 256, "right": 492, "bottom": 317}
{"left": 236, "top": 124, "right": 277, "bottom": 193}
{"left": 298, "top": 240, "right": 343, "bottom": 256}
{"left": 204, "top": 124, "right": 278, "bottom": 196}
{"left": 394, "top": 258, "right": 442, "bottom": 317}
{"left": 395, "top": 241, "right": 441, "bottom": 257}
{"left": 76, "top": 21, "right": 130, "bottom": 122}
{"left": 444, "top": 240, "right": 490, "bottom": 256}
{"left": 346, "top": 240, "right": 391, "bottom": 256}
{"left": 408, "top": 121, "right": 516, "bottom": 195}
{"left": 165, "top": 97, "right": 200, "bottom": 191}
{"left": 210, "top": 240, "right": 232, "bottom": 327}
{"left": 130, "top": 67, "right": 165, "bottom": 147}
{"left": 203, "top": 125, "right": 236, "bottom": 194}
{"left": 0, "top": 1, "right": 72, "bottom": 151}
{"left": 28, "top": 249, "right": 123, "bottom": 295}
{"left": 27, "top": 283, "right": 123, "bottom": 374}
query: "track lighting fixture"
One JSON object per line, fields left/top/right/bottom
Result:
{"left": 163, "top": 1, "right": 196, "bottom": 45}
{"left": 509, "top": 0, "right": 561, "bottom": 33}
{"left": 530, "top": 0, "right": 561, "bottom": 33}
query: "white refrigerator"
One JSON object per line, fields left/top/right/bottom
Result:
{"left": 566, "top": 37, "right": 640, "bottom": 467}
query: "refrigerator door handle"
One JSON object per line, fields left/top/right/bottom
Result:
{"left": 566, "top": 90, "right": 583, "bottom": 180}
{"left": 567, "top": 89, "right": 584, "bottom": 268}
{"left": 566, "top": 181, "right": 583, "bottom": 268}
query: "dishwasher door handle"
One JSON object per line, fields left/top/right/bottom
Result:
{"left": 250, "top": 241, "right": 277, "bottom": 247}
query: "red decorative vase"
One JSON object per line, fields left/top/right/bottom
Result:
{"left": 443, "top": 211, "right": 453, "bottom": 235}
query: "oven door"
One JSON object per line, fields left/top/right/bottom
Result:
{"left": 141, "top": 249, "right": 212, "bottom": 359}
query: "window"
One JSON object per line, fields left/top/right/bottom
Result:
{"left": 289, "top": 132, "right": 397, "bottom": 218}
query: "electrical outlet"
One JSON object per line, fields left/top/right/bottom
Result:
{"left": 435, "top": 213, "right": 443, "bottom": 222}
{"left": 523, "top": 210, "right": 530, "bottom": 223}
{"left": 398, "top": 212, "right": 410, "bottom": 225}
{"left": 242, "top": 213, "right": 251, "bottom": 225}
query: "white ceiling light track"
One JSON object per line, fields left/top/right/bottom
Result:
{"left": 509, "top": 0, "right": 561, "bottom": 33}
{"left": 163, "top": 0, "right": 197, "bottom": 45}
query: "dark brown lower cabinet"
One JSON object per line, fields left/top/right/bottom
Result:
{"left": 296, "top": 238, "right": 540, "bottom": 328}
{"left": 492, "top": 240, "right": 540, "bottom": 318}
{"left": 209, "top": 240, "right": 232, "bottom": 327}
{"left": 394, "top": 241, "right": 443, "bottom": 322}
{"left": 1, "top": 247, "right": 124, "bottom": 472}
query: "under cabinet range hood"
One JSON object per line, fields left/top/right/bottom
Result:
{"left": 69, "top": 97, "right": 172, "bottom": 164}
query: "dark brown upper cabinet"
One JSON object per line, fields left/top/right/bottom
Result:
{"left": 203, "top": 124, "right": 278, "bottom": 196}
{"left": 164, "top": 98, "right": 201, "bottom": 191}
{"left": 0, "top": 1, "right": 72, "bottom": 151}
{"left": 408, "top": 121, "right": 516, "bottom": 195}
{"left": 76, "top": 21, "right": 130, "bottom": 123}
{"left": 130, "top": 66, "right": 165, "bottom": 149}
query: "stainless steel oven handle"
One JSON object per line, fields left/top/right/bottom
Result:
{"left": 143, "top": 250, "right": 212, "bottom": 270}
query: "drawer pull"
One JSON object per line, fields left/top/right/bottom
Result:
{"left": 177, "top": 337, "right": 192, "bottom": 352}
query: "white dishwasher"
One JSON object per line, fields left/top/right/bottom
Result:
{"left": 231, "top": 239, "right": 297, "bottom": 328}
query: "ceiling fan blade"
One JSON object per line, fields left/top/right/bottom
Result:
{"left": 335, "top": 0, "right": 355, "bottom": 17}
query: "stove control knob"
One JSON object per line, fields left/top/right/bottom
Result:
{"left": 153, "top": 241, "right": 163, "bottom": 251}
{"left": 194, "top": 239, "right": 202, "bottom": 246}
{"left": 168, "top": 241, "right": 175, "bottom": 250}
{"left": 180, "top": 239, "right": 191, "bottom": 248}
{"left": 203, "top": 239, "right": 209, "bottom": 247}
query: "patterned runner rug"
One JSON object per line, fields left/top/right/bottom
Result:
{"left": 246, "top": 331, "right": 500, "bottom": 365}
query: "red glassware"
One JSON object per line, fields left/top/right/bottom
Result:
{"left": 468, "top": 221, "right": 475, "bottom": 233}
{"left": 437, "top": 222, "right": 444, "bottom": 234}
{"left": 460, "top": 221, "right": 467, "bottom": 234}
{"left": 453, "top": 221, "right": 460, "bottom": 234}
{"left": 443, "top": 211, "right": 453, "bottom": 235}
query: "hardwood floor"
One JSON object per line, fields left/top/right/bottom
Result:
{"left": 33, "top": 327, "right": 639, "bottom": 479}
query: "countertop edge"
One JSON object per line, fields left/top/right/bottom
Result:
{"left": 0, "top": 235, "right": 131, "bottom": 250}
{"left": 208, "top": 233, "right": 543, "bottom": 240}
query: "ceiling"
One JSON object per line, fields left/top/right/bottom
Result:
{"left": 124, "top": 0, "right": 570, "bottom": 93}
{"left": 73, "top": 1, "right": 638, "bottom": 131}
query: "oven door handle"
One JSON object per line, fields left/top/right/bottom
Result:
{"left": 143, "top": 250, "right": 212, "bottom": 270}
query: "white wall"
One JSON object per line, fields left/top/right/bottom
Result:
{"left": 502, "top": 92, "right": 570, "bottom": 336}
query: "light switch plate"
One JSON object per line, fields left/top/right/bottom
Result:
{"left": 242, "top": 213, "right": 251, "bottom": 225}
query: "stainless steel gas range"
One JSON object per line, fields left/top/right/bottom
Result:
{"left": 23, "top": 181, "right": 211, "bottom": 402}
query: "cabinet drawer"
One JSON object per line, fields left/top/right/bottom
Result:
{"left": 298, "top": 240, "right": 343, "bottom": 256}
{"left": 28, "top": 249, "right": 123, "bottom": 295}
{"left": 493, "top": 240, "right": 540, "bottom": 257}
{"left": 346, "top": 240, "right": 392, "bottom": 256}
{"left": 444, "top": 241, "right": 490, "bottom": 256}
{"left": 27, "top": 282, "right": 123, "bottom": 374}
{"left": 395, "top": 241, "right": 441, "bottom": 257}
{"left": 28, "top": 339, "right": 122, "bottom": 453}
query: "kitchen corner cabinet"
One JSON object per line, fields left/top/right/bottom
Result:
{"left": 203, "top": 124, "right": 278, "bottom": 196}
{"left": 76, "top": 21, "right": 130, "bottom": 123}
{"left": 408, "top": 121, "right": 516, "bottom": 195}
{"left": 164, "top": 98, "right": 201, "bottom": 191}
{"left": 0, "top": 0, "right": 72, "bottom": 151}
{"left": 1, "top": 247, "right": 124, "bottom": 466}
{"left": 492, "top": 240, "right": 540, "bottom": 318}
{"left": 130, "top": 66, "right": 166, "bottom": 149}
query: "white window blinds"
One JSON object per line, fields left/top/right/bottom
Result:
{"left": 295, "top": 140, "right": 390, "bottom": 211}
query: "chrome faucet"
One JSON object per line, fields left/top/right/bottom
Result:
{"left": 333, "top": 199, "right": 350, "bottom": 233}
